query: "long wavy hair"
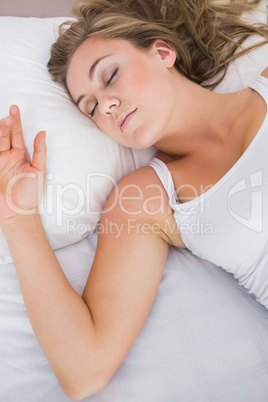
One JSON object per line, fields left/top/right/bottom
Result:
{"left": 47, "top": 0, "right": 268, "bottom": 94}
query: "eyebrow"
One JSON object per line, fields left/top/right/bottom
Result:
{"left": 75, "top": 54, "right": 112, "bottom": 107}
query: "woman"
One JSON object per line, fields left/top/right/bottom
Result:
{"left": 0, "top": 0, "right": 268, "bottom": 399}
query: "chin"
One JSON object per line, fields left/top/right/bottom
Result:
{"left": 131, "top": 128, "right": 158, "bottom": 149}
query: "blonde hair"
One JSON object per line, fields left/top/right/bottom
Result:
{"left": 47, "top": 0, "right": 268, "bottom": 93}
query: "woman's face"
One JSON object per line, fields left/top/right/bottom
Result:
{"left": 66, "top": 37, "right": 178, "bottom": 148}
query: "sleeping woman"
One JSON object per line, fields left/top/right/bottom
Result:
{"left": 0, "top": 0, "right": 268, "bottom": 399}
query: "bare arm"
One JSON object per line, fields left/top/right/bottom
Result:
{"left": 0, "top": 106, "right": 171, "bottom": 400}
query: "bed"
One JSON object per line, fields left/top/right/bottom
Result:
{"left": 0, "top": 1, "right": 268, "bottom": 401}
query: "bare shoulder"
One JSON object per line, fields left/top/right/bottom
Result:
{"left": 261, "top": 67, "right": 268, "bottom": 78}
{"left": 106, "top": 166, "right": 170, "bottom": 221}
{"left": 105, "top": 166, "right": 186, "bottom": 248}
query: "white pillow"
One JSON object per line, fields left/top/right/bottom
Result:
{"left": 0, "top": 16, "right": 156, "bottom": 264}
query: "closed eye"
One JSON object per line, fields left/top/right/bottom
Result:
{"left": 106, "top": 68, "right": 118, "bottom": 87}
{"left": 89, "top": 102, "right": 98, "bottom": 118}
{"left": 89, "top": 68, "right": 119, "bottom": 118}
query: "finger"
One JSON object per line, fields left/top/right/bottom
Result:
{"left": 9, "top": 105, "right": 26, "bottom": 149}
{"left": 0, "top": 116, "right": 11, "bottom": 152}
{"left": 32, "top": 131, "right": 47, "bottom": 172}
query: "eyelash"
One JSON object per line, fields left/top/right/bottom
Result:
{"left": 89, "top": 68, "right": 119, "bottom": 118}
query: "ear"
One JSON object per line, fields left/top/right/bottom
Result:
{"left": 152, "top": 40, "right": 176, "bottom": 68}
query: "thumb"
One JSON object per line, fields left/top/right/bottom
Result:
{"left": 32, "top": 131, "right": 47, "bottom": 171}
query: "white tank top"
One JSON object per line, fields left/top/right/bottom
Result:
{"left": 148, "top": 75, "right": 268, "bottom": 309}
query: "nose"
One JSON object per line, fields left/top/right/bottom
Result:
{"left": 98, "top": 94, "right": 120, "bottom": 116}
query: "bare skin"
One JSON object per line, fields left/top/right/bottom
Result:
{"left": 0, "top": 37, "right": 267, "bottom": 400}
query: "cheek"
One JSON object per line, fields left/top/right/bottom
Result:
{"left": 95, "top": 116, "right": 122, "bottom": 144}
{"left": 124, "top": 61, "right": 154, "bottom": 94}
{"left": 96, "top": 117, "right": 113, "bottom": 136}
{"left": 128, "top": 66, "right": 168, "bottom": 109}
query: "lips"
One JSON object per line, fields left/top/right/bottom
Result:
{"left": 117, "top": 109, "right": 137, "bottom": 132}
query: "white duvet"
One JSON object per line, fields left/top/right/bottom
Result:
{"left": 0, "top": 232, "right": 268, "bottom": 402}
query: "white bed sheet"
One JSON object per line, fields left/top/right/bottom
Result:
{"left": 0, "top": 233, "right": 268, "bottom": 402}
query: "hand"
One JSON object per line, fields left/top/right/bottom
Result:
{"left": 0, "top": 105, "right": 46, "bottom": 224}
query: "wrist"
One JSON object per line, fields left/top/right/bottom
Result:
{"left": 0, "top": 212, "right": 41, "bottom": 234}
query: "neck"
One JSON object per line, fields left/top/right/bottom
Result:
{"left": 154, "top": 75, "right": 252, "bottom": 158}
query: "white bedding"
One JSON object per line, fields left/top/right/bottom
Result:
{"left": 1, "top": 3, "right": 268, "bottom": 402}
{"left": 1, "top": 234, "right": 268, "bottom": 402}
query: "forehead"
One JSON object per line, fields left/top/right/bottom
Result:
{"left": 66, "top": 37, "right": 139, "bottom": 96}
{"left": 73, "top": 37, "right": 134, "bottom": 59}
{"left": 67, "top": 38, "right": 138, "bottom": 77}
